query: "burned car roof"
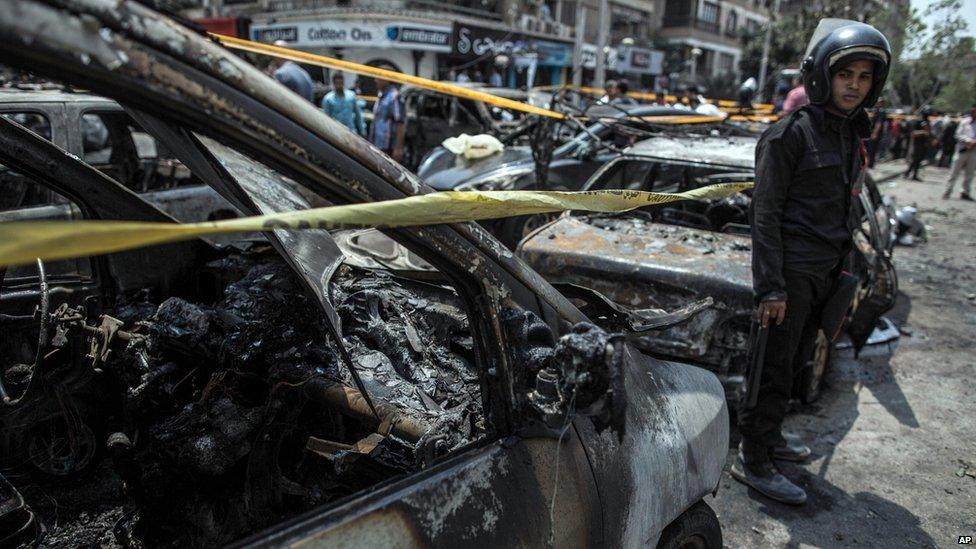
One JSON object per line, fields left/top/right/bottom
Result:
{"left": 0, "top": 88, "right": 118, "bottom": 105}
{"left": 624, "top": 135, "right": 757, "bottom": 169}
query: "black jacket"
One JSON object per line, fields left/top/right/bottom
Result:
{"left": 750, "top": 105, "right": 870, "bottom": 302}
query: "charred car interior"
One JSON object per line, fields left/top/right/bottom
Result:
{"left": 0, "top": 1, "right": 731, "bottom": 547}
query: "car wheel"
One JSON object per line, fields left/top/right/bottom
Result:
{"left": 798, "top": 331, "right": 831, "bottom": 404}
{"left": 498, "top": 213, "right": 556, "bottom": 249}
{"left": 656, "top": 500, "right": 722, "bottom": 549}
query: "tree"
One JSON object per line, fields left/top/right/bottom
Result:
{"left": 888, "top": 0, "right": 972, "bottom": 111}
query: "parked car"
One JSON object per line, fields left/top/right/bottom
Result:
{"left": 0, "top": 88, "right": 240, "bottom": 224}
{"left": 518, "top": 134, "right": 898, "bottom": 406}
{"left": 417, "top": 104, "right": 744, "bottom": 247}
{"left": 399, "top": 83, "right": 530, "bottom": 170}
{"left": 0, "top": 2, "right": 728, "bottom": 547}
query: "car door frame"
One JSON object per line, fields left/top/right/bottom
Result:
{"left": 0, "top": 2, "right": 612, "bottom": 545}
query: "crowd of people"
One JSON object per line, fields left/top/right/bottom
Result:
{"left": 862, "top": 103, "right": 975, "bottom": 200}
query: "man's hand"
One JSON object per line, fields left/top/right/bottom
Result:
{"left": 757, "top": 299, "right": 786, "bottom": 328}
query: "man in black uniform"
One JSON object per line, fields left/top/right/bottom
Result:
{"left": 731, "top": 20, "right": 891, "bottom": 505}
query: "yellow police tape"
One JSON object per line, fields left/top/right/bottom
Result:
{"left": 0, "top": 183, "right": 752, "bottom": 268}
{"left": 213, "top": 35, "right": 758, "bottom": 126}
{"left": 214, "top": 34, "right": 566, "bottom": 120}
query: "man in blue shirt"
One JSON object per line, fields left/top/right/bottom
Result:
{"left": 269, "top": 40, "right": 314, "bottom": 102}
{"left": 369, "top": 78, "right": 406, "bottom": 162}
{"left": 322, "top": 73, "right": 366, "bottom": 136}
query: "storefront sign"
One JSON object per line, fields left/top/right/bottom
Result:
{"left": 616, "top": 46, "right": 664, "bottom": 75}
{"left": 250, "top": 21, "right": 451, "bottom": 52}
{"left": 581, "top": 43, "right": 618, "bottom": 71}
{"left": 452, "top": 23, "right": 573, "bottom": 67}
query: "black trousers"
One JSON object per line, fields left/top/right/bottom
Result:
{"left": 739, "top": 268, "right": 833, "bottom": 449}
{"left": 906, "top": 156, "right": 925, "bottom": 178}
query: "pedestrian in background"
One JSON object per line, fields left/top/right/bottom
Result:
{"left": 268, "top": 40, "right": 314, "bottom": 102}
{"left": 780, "top": 75, "right": 808, "bottom": 113}
{"left": 868, "top": 100, "right": 887, "bottom": 168}
{"left": 889, "top": 117, "right": 903, "bottom": 158}
{"left": 938, "top": 116, "right": 958, "bottom": 167}
{"left": 370, "top": 78, "right": 406, "bottom": 162}
{"left": 943, "top": 103, "right": 976, "bottom": 200}
{"left": 905, "top": 111, "right": 933, "bottom": 181}
{"left": 612, "top": 80, "right": 638, "bottom": 105}
{"left": 734, "top": 19, "right": 891, "bottom": 506}
{"left": 321, "top": 73, "right": 366, "bottom": 137}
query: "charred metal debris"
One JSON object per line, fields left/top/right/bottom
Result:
{"left": 0, "top": 248, "right": 625, "bottom": 546}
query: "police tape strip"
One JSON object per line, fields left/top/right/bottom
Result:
{"left": 213, "top": 35, "right": 753, "bottom": 126}
{"left": 0, "top": 183, "right": 752, "bottom": 268}
{"left": 213, "top": 34, "right": 567, "bottom": 120}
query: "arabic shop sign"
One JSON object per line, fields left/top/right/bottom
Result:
{"left": 250, "top": 20, "right": 451, "bottom": 52}
{"left": 452, "top": 23, "right": 573, "bottom": 67}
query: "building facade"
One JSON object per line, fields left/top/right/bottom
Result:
{"left": 191, "top": 0, "right": 765, "bottom": 93}
{"left": 657, "top": 0, "right": 767, "bottom": 83}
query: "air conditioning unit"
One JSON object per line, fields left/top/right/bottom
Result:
{"left": 519, "top": 14, "right": 542, "bottom": 32}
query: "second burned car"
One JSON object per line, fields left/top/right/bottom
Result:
{"left": 519, "top": 133, "right": 898, "bottom": 406}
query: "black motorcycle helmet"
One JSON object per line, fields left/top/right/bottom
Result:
{"left": 801, "top": 19, "right": 891, "bottom": 109}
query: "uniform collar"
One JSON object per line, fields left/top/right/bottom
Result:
{"left": 803, "top": 104, "right": 871, "bottom": 138}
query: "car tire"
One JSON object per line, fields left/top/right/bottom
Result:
{"left": 798, "top": 331, "right": 831, "bottom": 404}
{"left": 656, "top": 500, "right": 722, "bottom": 549}
{"left": 498, "top": 213, "right": 556, "bottom": 249}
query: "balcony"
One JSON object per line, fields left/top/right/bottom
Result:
{"left": 661, "top": 15, "right": 720, "bottom": 34}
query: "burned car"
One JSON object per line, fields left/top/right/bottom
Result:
{"left": 417, "top": 104, "right": 703, "bottom": 246}
{"left": 399, "top": 83, "right": 530, "bottom": 171}
{"left": 0, "top": 88, "right": 239, "bottom": 224}
{"left": 0, "top": 1, "right": 729, "bottom": 547}
{"left": 519, "top": 134, "right": 898, "bottom": 406}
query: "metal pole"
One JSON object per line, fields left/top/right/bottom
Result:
{"left": 573, "top": 1, "right": 586, "bottom": 87}
{"left": 757, "top": 0, "right": 781, "bottom": 103}
{"left": 595, "top": 0, "right": 608, "bottom": 88}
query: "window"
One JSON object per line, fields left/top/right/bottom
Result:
{"left": 726, "top": 10, "right": 738, "bottom": 34}
{"left": 0, "top": 112, "right": 52, "bottom": 142}
{"left": 80, "top": 111, "right": 198, "bottom": 194}
{"left": 745, "top": 18, "right": 760, "bottom": 34}
{"left": 0, "top": 162, "right": 92, "bottom": 281}
{"left": 719, "top": 53, "right": 736, "bottom": 74}
{"left": 700, "top": 1, "right": 719, "bottom": 25}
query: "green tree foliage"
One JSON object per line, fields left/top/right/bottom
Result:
{"left": 888, "top": 0, "right": 973, "bottom": 111}
{"left": 739, "top": 0, "right": 970, "bottom": 110}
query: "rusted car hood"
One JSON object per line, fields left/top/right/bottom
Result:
{"left": 519, "top": 214, "right": 754, "bottom": 309}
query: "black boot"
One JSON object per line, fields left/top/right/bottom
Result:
{"left": 771, "top": 433, "right": 812, "bottom": 462}
{"left": 730, "top": 440, "right": 807, "bottom": 505}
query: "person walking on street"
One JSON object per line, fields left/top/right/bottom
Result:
{"left": 781, "top": 75, "right": 809, "bottom": 114}
{"left": 905, "top": 110, "right": 933, "bottom": 181}
{"left": 321, "top": 73, "right": 366, "bottom": 137}
{"left": 868, "top": 100, "right": 887, "bottom": 168}
{"left": 938, "top": 117, "right": 958, "bottom": 168}
{"left": 943, "top": 104, "right": 976, "bottom": 200}
{"left": 268, "top": 40, "right": 314, "bottom": 102}
{"left": 370, "top": 78, "right": 406, "bottom": 163}
{"left": 732, "top": 20, "right": 891, "bottom": 506}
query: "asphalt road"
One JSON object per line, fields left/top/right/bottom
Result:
{"left": 710, "top": 158, "right": 976, "bottom": 548}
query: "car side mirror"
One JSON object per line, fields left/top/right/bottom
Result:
{"left": 527, "top": 322, "right": 627, "bottom": 439}
{"left": 574, "top": 142, "right": 597, "bottom": 161}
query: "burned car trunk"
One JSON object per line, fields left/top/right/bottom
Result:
{"left": 0, "top": 2, "right": 729, "bottom": 547}
{"left": 519, "top": 215, "right": 755, "bottom": 400}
